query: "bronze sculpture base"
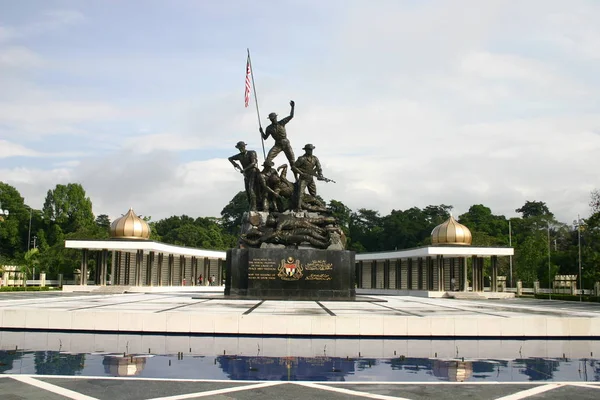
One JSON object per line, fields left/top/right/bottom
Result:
{"left": 225, "top": 248, "right": 356, "bottom": 299}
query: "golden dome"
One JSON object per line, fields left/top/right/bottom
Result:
{"left": 110, "top": 208, "right": 150, "bottom": 240}
{"left": 431, "top": 215, "right": 472, "bottom": 246}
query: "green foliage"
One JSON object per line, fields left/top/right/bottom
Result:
{"left": 534, "top": 293, "right": 600, "bottom": 302}
{"left": 0, "top": 286, "right": 52, "bottom": 292}
{"left": 21, "top": 248, "right": 40, "bottom": 286}
{"left": 349, "top": 205, "right": 452, "bottom": 252}
{"left": 220, "top": 191, "right": 249, "bottom": 235}
{"left": 153, "top": 215, "right": 236, "bottom": 250}
{"left": 515, "top": 200, "right": 553, "bottom": 219}
{"left": 43, "top": 183, "right": 94, "bottom": 232}
{"left": 458, "top": 205, "right": 508, "bottom": 245}
{"left": 3, "top": 181, "right": 600, "bottom": 289}
{"left": 34, "top": 352, "right": 85, "bottom": 375}
{"left": 95, "top": 214, "right": 111, "bottom": 230}
{"left": 349, "top": 208, "right": 384, "bottom": 251}
{"left": 0, "top": 182, "right": 30, "bottom": 261}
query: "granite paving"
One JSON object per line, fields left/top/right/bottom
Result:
{"left": 0, "top": 291, "right": 599, "bottom": 337}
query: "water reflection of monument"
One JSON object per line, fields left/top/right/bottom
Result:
{"left": 432, "top": 360, "right": 473, "bottom": 382}
{"left": 103, "top": 355, "right": 147, "bottom": 376}
{"left": 217, "top": 356, "right": 356, "bottom": 381}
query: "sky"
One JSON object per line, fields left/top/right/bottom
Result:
{"left": 1, "top": 0, "right": 599, "bottom": 224}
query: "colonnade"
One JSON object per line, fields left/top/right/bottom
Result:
{"left": 78, "top": 249, "right": 225, "bottom": 287}
{"left": 356, "top": 255, "right": 500, "bottom": 292}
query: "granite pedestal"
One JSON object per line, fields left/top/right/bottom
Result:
{"left": 225, "top": 248, "right": 356, "bottom": 299}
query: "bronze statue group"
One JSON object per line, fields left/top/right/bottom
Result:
{"left": 228, "top": 100, "right": 333, "bottom": 214}
{"left": 227, "top": 101, "right": 344, "bottom": 250}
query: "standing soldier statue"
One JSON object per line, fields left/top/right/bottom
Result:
{"left": 260, "top": 100, "right": 297, "bottom": 178}
{"left": 292, "top": 144, "right": 324, "bottom": 211}
{"left": 228, "top": 141, "right": 260, "bottom": 211}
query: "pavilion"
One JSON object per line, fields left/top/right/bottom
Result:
{"left": 65, "top": 211, "right": 513, "bottom": 295}
{"left": 355, "top": 216, "right": 514, "bottom": 296}
{"left": 65, "top": 209, "right": 225, "bottom": 287}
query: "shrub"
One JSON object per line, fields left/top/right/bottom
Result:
{"left": 533, "top": 293, "right": 600, "bottom": 302}
{"left": 0, "top": 286, "right": 52, "bottom": 292}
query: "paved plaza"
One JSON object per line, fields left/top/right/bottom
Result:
{"left": 1, "top": 292, "right": 600, "bottom": 399}
{"left": 0, "top": 376, "right": 598, "bottom": 400}
{"left": 0, "top": 291, "right": 600, "bottom": 337}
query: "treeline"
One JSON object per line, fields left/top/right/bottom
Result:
{"left": 1, "top": 181, "right": 599, "bottom": 288}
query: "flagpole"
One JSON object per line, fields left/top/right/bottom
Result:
{"left": 247, "top": 48, "right": 266, "bottom": 160}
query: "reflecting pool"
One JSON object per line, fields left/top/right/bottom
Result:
{"left": 1, "top": 331, "right": 599, "bottom": 382}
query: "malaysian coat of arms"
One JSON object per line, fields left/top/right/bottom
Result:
{"left": 278, "top": 256, "right": 303, "bottom": 281}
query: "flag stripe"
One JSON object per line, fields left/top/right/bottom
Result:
{"left": 245, "top": 56, "right": 251, "bottom": 107}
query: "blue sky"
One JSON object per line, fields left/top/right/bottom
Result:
{"left": 1, "top": 0, "right": 600, "bottom": 223}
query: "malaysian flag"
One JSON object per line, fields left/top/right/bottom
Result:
{"left": 244, "top": 55, "right": 251, "bottom": 107}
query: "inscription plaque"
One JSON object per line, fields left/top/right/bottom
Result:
{"left": 225, "top": 248, "right": 355, "bottom": 299}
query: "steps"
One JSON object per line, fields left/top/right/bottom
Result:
{"left": 448, "top": 292, "right": 487, "bottom": 300}
{"left": 91, "top": 286, "right": 132, "bottom": 294}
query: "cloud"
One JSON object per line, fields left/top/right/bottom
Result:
{"left": 0, "top": 9, "right": 85, "bottom": 43}
{"left": 0, "top": 140, "right": 39, "bottom": 158}
{"left": 1, "top": 0, "right": 600, "bottom": 228}
{"left": 0, "top": 46, "right": 44, "bottom": 68}
{"left": 0, "top": 26, "right": 15, "bottom": 43}
{"left": 0, "top": 100, "right": 123, "bottom": 137}
{"left": 542, "top": 7, "right": 600, "bottom": 59}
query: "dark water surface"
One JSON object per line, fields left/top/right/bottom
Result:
{"left": 0, "top": 331, "right": 599, "bottom": 382}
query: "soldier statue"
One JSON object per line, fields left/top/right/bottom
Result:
{"left": 228, "top": 141, "right": 259, "bottom": 211}
{"left": 260, "top": 100, "right": 297, "bottom": 177}
{"left": 256, "top": 160, "right": 282, "bottom": 212}
{"left": 292, "top": 143, "right": 323, "bottom": 211}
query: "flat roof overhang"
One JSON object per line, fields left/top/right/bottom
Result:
{"left": 356, "top": 245, "right": 514, "bottom": 261}
{"left": 65, "top": 239, "right": 226, "bottom": 258}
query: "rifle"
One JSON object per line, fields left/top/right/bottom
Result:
{"left": 317, "top": 176, "right": 336, "bottom": 184}
{"left": 294, "top": 167, "right": 337, "bottom": 183}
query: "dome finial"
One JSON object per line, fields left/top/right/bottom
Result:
{"left": 431, "top": 215, "right": 472, "bottom": 246}
{"left": 110, "top": 208, "right": 151, "bottom": 240}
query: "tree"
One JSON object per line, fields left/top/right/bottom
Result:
{"left": 95, "top": 214, "right": 111, "bottom": 230}
{"left": 581, "top": 190, "right": 600, "bottom": 286}
{"left": 152, "top": 215, "right": 236, "bottom": 250}
{"left": 220, "top": 191, "right": 249, "bottom": 235}
{"left": 422, "top": 205, "right": 452, "bottom": 226}
{"left": 515, "top": 201, "right": 553, "bottom": 219}
{"left": 458, "top": 205, "right": 508, "bottom": 246}
{"left": 590, "top": 189, "right": 600, "bottom": 214}
{"left": 21, "top": 248, "right": 40, "bottom": 286}
{"left": 0, "top": 182, "right": 34, "bottom": 261}
{"left": 327, "top": 200, "right": 352, "bottom": 234}
{"left": 349, "top": 209, "right": 384, "bottom": 252}
{"left": 43, "top": 183, "right": 95, "bottom": 233}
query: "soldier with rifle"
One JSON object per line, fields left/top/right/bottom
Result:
{"left": 228, "top": 141, "right": 260, "bottom": 211}
{"left": 292, "top": 143, "right": 335, "bottom": 211}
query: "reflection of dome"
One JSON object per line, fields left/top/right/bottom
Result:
{"left": 431, "top": 216, "right": 472, "bottom": 246}
{"left": 110, "top": 208, "right": 150, "bottom": 240}
{"left": 433, "top": 360, "right": 473, "bottom": 382}
{"left": 103, "top": 356, "right": 147, "bottom": 376}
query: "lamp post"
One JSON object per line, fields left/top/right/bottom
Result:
{"left": 577, "top": 215, "right": 583, "bottom": 302}
{"left": 26, "top": 207, "right": 32, "bottom": 252}
{"left": 547, "top": 221, "right": 551, "bottom": 300}
{"left": 508, "top": 219, "right": 513, "bottom": 288}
